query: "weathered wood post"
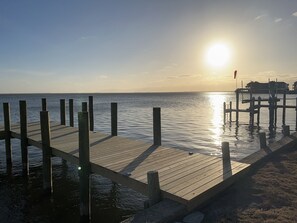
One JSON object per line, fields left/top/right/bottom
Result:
{"left": 268, "top": 97, "right": 275, "bottom": 130}
{"left": 221, "top": 142, "right": 230, "bottom": 164}
{"left": 147, "top": 170, "right": 161, "bottom": 207}
{"left": 250, "top": 97, "right": 255, "bottom": 127}
{"left": 295, "top": 97, "right": 297, "bottom": 131}
{"left": 69, "top": 99, "right": 74, "bottom": 127}
{"left": 88, "top": 96, "right": 94, "bottom": 131}
{"left": 20, "top": 100, "right": 29, "bottom": 176}
{"left": 257, "top": 97, "right": 261, "bottom": 126}
{"left": 235, "top": 89, "right": 239, "bottom": 124}
{"left": 274, "top": 96, "right": 278, "bottom": 126}
{"left": 78, "top": 110, "right": 90, "bottom": 221}
{"left": 223, "top": 102, "right": 226, "bottom": 124}
{"left": 229, "top": 101, "right": 232, "bottom": 123}
{"left": 60, "top": 99, "right": 66, "bottom": 125}
{"left": 153, "top": 107, "right": 161, "bottom": 146}
{"left": 259, "top": 132, "right": 267, "bottom": 149}
{"left": 111, "top": 103, "right": 117, "bottom": 136}
{"left": 40, "top": 111, "right": 52, "bottom": 194}
{"left": 282, "top": 93, "right": 286, "bottom": 125}
{"left": 283, "top": 125, "right": 290, "bottom": 137}
{"left": 82, "top": 102, "right": 88, "bottom": 112}
{"left": 42, "top": 98, "right": 47, "bottom": 111}
{"left": 3, "top": 103, "right": 12, "bottom": 167}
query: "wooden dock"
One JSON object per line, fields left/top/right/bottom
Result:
{"left": 1, "top": 120, "right": 249, "bottom": 209}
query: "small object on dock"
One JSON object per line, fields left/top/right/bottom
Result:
{"left": 188, "top": 152, "right": 193, "bottom": 155}
{"left": 147, "top": 170, "right": 161, "bottom": 207}
{"left": 283, "top": 125, "right": 290, "bottom": 137}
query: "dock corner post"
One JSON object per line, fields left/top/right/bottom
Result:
{"left": 147, "top": 170, "right": 161, "bottom": 207}
{"left": 60, "top": 99, "right": 66, "bottom": 125}
{"left": 111, "top": 102, "right": 118, "bottom": 136}
{"left": 88, "top": 96, "right": 94, "bottom": 132}
{"left": 40, "top": 111, "right": 53, "bottom": 194}
{"left": 78, "top": 111, "right": 91, "bottom": 222}
{"left": 3, "top": 103, "right": 12, "bottom": 167}
{"left": 69, "top": 99, "right": 74, "bottom": 127}
{"left": 221, "top": 142, "right": 230, "bottom": 164}
{"left": 257, "top": 96, "right": 261, "bottom": 126}
{"left": 283, "top": 125, "right": 290, "bottom": 137}
{"left": 259, "top": 132, "right": 267, "bottom": 149}
{"left": 268, "top": 97, "right": 275, "bottom": 130}
{"left": 19, "top": 100, "right": 29, "bottom": 176}
{"left": 229, "top": 101, "right": 232, "bottom": 123}
{"left": 153, "top": 107, "right": 161, "bottom": 146}
{"left": 235, "top": 89, "right": 239, "bottom": 125}
{"left": 223, "top": 102, "right": 226, "bottom": 124}
{"left": 282, "top": 93, "right": 286, "bottom": 125}
{"left": 42, "top": 98, "right": 47, "bottom": 111}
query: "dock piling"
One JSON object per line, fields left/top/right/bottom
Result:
{"left": 20, "top": 100, "right": 29, "bottom": 176}
{"left": 60, "top": 99, "right": 66, "bottom": 125}
{"left": 221, "top": 142, "right": 230, "bottom": 163}
{"left": 82, "top": 102, "right": 88, "bottom": 112}
{"left": 153, "top": 107, "right": 161, "bottom": 146}
{"left": 282, "top": 93, "right": 286, "bottom": 125}
{"left": 283, "top": 125, "right": 290, "bottom": 137}
{"left": 3, "top": 103, "right": 12, "bottom": 167}
{"left": 40, "top": 111, "right": 53, "bottom": 194}
{"left": 147, "top": 170, "right": 161, "bottom": 207}
{"left": 78, "top": 111, "right": 91, "bottom": 221}
{"left": 88, "top": 96, "right": 94, "bottom": 131}
{"left": 111, "top": 103, "right": 118, "bottom": 136}
{"left": 69, "top": 99, "right": 74, "bottom": 127}
{"left": 223, "top": 102, "right": 226, "bottom": 124}
{"left": 268, "top": 97, "right": 275, "bottom": 130}
{"left": 42, "top": 98, "right": 47, "bottom": 111}
{"left": 295, "top": 98, "right": 297, "bottom": 131}
{"left": 235, "top": 89, "right": 239, "bottom": 124}
{"left": 257, "top": 97, "right": 261, "bottom": 126}
{"left": 229, "top": 102, "right": 232, "bottom": 123}
{"left": 259, "top": 132, "right": 267, "bottom": 149}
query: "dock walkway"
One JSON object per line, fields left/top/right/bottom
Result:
{"left": 1, "top": 121, "right": 249, "bottom": 209}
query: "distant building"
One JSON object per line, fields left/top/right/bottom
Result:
{"left": 246, "top": 81, "right": 289, "bottom": 93}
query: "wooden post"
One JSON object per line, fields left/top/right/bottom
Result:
{"left": 274, "top": 96, "right": 278, "bottom": 126}
{"left": 229, "top": 101, "right": 232, "bottom": 123}
{"left": 78, "top": 111, "right": 90, "bottom": 221}
{"left": 282, "top": 93, "right": 286, "bottom": 125}
{"left": 88, "top": 96, "right": 94, "bottom": 131}
{"left": 20, "top": 100, "right": 28, "bottom": 176}
{"left": 259, "top": 132, "right": 267, "bottom": 149}
{"left": 153, "top": 107, "right": 161, "bottom": 146}
{"left": 221, "top": 142, "right": 230, "bottom": 163}
{"left": 3, "top": 103, "right": 12, "bottom": 167}
{"left": 69, "top": 99, "right": 74, "bottom": 127}
{"left": 257, "top": 97, "right": 261, "bottom": 126}
{"left": 42, "top": 98, "right": 47, "bottom": 111}
{"left": 82, "top": 102, "right": 88, "bottom": 112}
{"left": 235, "top": 89, "right": 239, "bottom": 124}
{"left": 283, "top": 125, "right": 290, "bottom": 137}
{"left": 111, "top": 103, "right": 117, "bottom": 136}
{"left": 295, "top": 98, "right": 297, "bottom": 131}
{"left": 268, "top": 97, "right": 275, "bottom": 130}
{"left": 60, "top": 99, "right": 66, "bottom": 125}
{"left": 223, "top": 102, "right": 226, "bottom": 124}
{"left": 250, "top": 97, "right": 255, "bottom": 127}
{"left": 147, "top": 170, "right": 161, "bottom": 206}
{"left": 40, "top": 111, "right": 52, "bottom": 194}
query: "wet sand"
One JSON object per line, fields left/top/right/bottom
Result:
{"left": 202, "top": 146, "right": 297, "bottom": 223}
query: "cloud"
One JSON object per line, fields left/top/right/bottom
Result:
{"left": 274, "top": 18, "right": 282, "bottom": 23}
{"left": 254, "top": 14, "right": 266, "bottom": 20}
{"left": 293, "top": 12, "right": 297, "bottom": 17}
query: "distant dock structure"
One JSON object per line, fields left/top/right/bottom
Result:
{"left": 224, "top": 81, "right": 297, "bottom": 131}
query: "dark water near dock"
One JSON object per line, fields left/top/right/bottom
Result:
{"left": 0, "top": 92, "right": 296, "bottom": 222}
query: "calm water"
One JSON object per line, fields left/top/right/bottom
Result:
{"left": 0, "top": 92, "right": 296, "bottom": 222}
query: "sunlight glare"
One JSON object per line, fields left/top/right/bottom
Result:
{"left": 206, "top": 43, "right": 231, "bottom": 68}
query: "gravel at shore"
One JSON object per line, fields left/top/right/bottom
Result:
{"left": 201, "top": 146, "right": 297, "bottom": 223}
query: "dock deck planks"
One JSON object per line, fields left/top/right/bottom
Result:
{"left": 7, "top": 121, "right": 249, "bottom": 209}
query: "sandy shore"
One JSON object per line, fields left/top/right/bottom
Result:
{"left": 201, "top": 146, "right": 297, "bottom": 222}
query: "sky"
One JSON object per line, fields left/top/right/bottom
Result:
{"left": 0, "top": 0, "right": 297, "bottom": 93}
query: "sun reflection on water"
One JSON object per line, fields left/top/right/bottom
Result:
{"left": 208, "top": 94, "right": 226, "bottom": 148}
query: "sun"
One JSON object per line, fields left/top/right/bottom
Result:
{"left": 205, "top": 43, "right": 231, "bottom": 68}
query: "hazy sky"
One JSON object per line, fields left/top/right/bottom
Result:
{"left": 0, "top": 0, "right": 297, "bottom": 93}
